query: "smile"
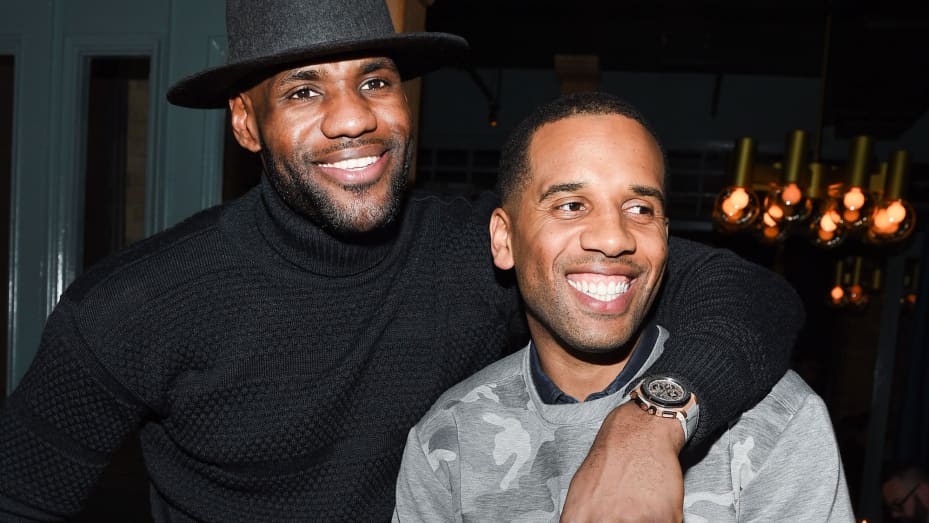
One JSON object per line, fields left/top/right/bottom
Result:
{"left": 567, "top": 277, "right": 630, "bottom": 302}
{"left": 317, "top": 155, "right": 380, "bottom": 170}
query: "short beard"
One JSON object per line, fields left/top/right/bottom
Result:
{"left": 260, "top": 136, "right": 412, "bottom": 238}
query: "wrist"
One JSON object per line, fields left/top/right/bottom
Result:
{"left": 606, "top": 401, "right": 686, "bottom": 453}
{"left": 629, "top": 375, "right": 700, "bottom": 444}
{"left": 636, "top": 402, "right": 687, "bottom": 452}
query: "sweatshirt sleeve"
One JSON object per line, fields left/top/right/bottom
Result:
{"left": 735, "top": 390, "right": 855, "bottom": 522}
{"left": 649, "top": 236, "right": 804, "bottom": 446}
{"left": 0, "top": 299, "right": 148, "bottom": 520}
{"left": 393, "top": 420, "right": 461, "bottom": 523}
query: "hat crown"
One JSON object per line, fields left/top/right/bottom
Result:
{"left": 226, "top": 0, "right": 397, "bottom": 64}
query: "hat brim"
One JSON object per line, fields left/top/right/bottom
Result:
{"left": 167, "top": 32, "right": 468, "bottom": 109}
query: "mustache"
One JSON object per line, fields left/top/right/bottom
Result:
{"left": 304, "top": 137, "right": 399, "bottom": 160}
{"left": 562, "top": 255, "right": 648, "bottom": 274}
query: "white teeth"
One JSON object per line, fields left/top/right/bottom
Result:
{"left": 318, "top": 155, "right": 379, "bottom": 170}
{"left": 568, "top": 279, "right": 630, "bottom": 302}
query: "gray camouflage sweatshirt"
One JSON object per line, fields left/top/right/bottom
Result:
{"left": 394, "top": 325, "right": 854, "bottom": 522}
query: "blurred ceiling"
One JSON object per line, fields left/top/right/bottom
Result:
{"left": 426, "top": 0, "right": 929, "bottom": 140}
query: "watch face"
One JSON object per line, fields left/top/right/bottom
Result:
{"left": 643, "top": 377, "right": 691, "bottom": 407}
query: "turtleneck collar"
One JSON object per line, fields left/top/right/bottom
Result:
{"left": 254, "top": 176, "right": 400, "bottom": 277}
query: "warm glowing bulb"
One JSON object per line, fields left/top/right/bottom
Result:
{"left": 826, "top": 208, "right": 842, "bottom": 225}
{"left": 767, "top": 204, "right": 784, "bottom": 220}
{"left": 843, "top": 187, "right": 866, "bottom": 210}
{"left": 820, "top": 213, "right": 837, "bottom": 232}
{"left": 722, "top": 188, "right": 750, "bottom": 216}
{"left": 714, "top": 186, "right": 761, "bottom": 232}
{"left": 763, "top": 212, "right": 777, "bottom": 227}
{"left": 763, "top": 226, "right": 779, "bottom": 239}
{"left": 782, "top": 183, "right": 802, "bottom": 205}
{"left": 721, "top": 200, "right": 742, "bottom": 220}
{"left": 867, "top": 199, "right": 914, "bottom": 243}
{"left": 848, "top": 284, "right": 865, "bottom": 304}
{"left": 843, "top": 209, "right": 860, "bottom": 224}
{"left": 887, "top": 201, "right": 907, "bottom": 222}
{"left": 818, "top": 228, "right": 834, "bottom": 242}
{"left": 871, "top": 209, "right": 898, "bottom": 235}
{"left": 830, "top": 286, "right": 845, "bottom": 303}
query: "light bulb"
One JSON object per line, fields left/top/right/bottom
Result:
{"left": 838, "top": 186, "right": 871, "bottom": 230}
{"left": 755, "top": 211, "right": 787, "bottom": 243}
{"left": 714, "top": 137, "right": 760, "bottom": 232}
{"left": 810, "top": 199, "right": 846, "bottom": 248}
{"left": 843, "top": 257, "right": 870, "bottom": 309}
{"left": 763, "top": 182, "right": 812, "bottom": 224}
{"left": 866, "top": 198, "right": 916, "bottom": 244}
{"left": 847, "top": 283, "right": 868, "bottom": 308}
{"left": 843, "top": 187, "right": 866, "bottom": 210}
{"left": 713, "top": 186, "right": 761, "bottom": 232}
{"left": 871, "top": 209, "right": 896, "bottom": 235}
{"left": 827, "top": 260, "right": 848, "bottom": 307}
{"left": 767, "top": 204, "right": 784, "bottom": 221}
{"left": 830, "top": 285, "right": 845, "bottom": 305}
{"left": 887, "top": 201, "right": 907, "bottom": 222}
{"left": 782, "top": 183, "right": 803, "bottom": 205}
{"left": 767, "top": 130, "right": 813, "bottom": 223}
{"left": 838, "top": 136, "right": 873, "bottom": 230}
{"left": 843, "top": 208, "right": 860, "bottom": 224}
{"left": 722, "top": 187, "right": 750, "bottom": 217}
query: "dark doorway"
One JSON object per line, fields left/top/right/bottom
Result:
{"left": 76, "top": 56, "right": 153, "bottom": 522}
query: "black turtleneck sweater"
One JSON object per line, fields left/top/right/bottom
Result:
{"left": 0, "top": 177, "right": 802, "bottom": 522}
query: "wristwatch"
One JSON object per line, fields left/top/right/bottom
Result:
{"left": 630, "top": 375, "right": 700, "bottom": 441}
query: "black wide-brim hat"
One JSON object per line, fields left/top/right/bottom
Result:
{"left": 167, "top": 0, "right": 469, "bottom": 109}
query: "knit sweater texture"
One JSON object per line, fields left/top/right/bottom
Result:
{"left": 0, "top": 177, "right": 803, "bottom": 522}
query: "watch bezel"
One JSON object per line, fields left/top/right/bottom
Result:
{"left": 630, "top": 375, "right": 700, "bottom": 441}
{"left": 639, "top": 375, "right": 693, "bottom": 408}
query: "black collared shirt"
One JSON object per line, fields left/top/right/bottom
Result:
{"left": 529, "top": 323, "right": 659, "bottom": 404}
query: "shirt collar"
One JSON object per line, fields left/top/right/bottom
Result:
{"left": 530, "top": 322, "right": 660, "bottom": 405}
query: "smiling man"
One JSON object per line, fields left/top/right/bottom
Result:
{"left": 230, "top": 57, "right": 414, "bottom": 235}
{"left": 393, "top": 92, "right": 854, "bottom": 522}
{"left": 0, "top": 1, "right": 808, "bottom": 522}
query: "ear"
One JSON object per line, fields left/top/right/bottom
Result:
{"left": 229, "top": 93, "right": 262, "bottom": 153}
{"left": 489, "top": 208, "right": 515, "bottom": 270}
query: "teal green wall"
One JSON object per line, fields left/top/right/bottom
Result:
{"left": 2, "top": 0, "right": 227, "bottom": 393}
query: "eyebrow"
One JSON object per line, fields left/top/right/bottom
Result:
{"left": 539, "top": 182, "right": 665, "bottom": 206}
{"left": 278, "top": 68, "right": 321, "bottom": 87}
{"left": 630, "top": 184, "right": 667, "bottom": 210}
{"left": 539, "top": 182, "right": 585, "bottom": 203}
{"left": 276, "top": 58, "right": 399, "bottom": 88}
{"left": 360, "top": 57, "right": 398, "bottom": 75}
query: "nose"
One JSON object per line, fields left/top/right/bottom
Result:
{"left": 578, "top": 207, "right": 636, "bottom": 257}
{"left": 319, "top": 89, "right": 377, "bottom": 139}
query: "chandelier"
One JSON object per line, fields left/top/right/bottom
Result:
{"left": 711, "top": 130, "right": 916, "bottom": 248}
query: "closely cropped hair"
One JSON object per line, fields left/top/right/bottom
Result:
{"left": 497, "top": 91, "right": 666, "bottom": 206}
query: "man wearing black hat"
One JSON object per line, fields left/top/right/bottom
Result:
{"left": 0, "top": 0, "right": 803, "bottom": 521}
